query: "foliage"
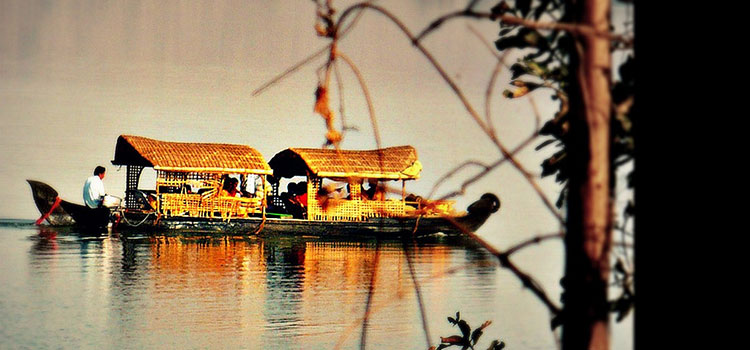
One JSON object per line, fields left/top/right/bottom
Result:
{"left": 429, "top": 312, "right": 505, "bottom": 350}
{"left": 495, "top": 0, "right": 634, "bottom": 209}
{"left": 493, "top": 0, "right": 634, "bottom": 325}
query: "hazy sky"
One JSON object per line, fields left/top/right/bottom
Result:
{"left": 0, "top": 1, "right": 633, "bottom": 347}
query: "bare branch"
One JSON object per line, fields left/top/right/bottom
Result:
{"left": 466, "top": 23, "right": 513, "bottom": 139}
{"left": 337, "top": 52, "right": 382, "bottom": 149}
{"left": 414, "top": 9, "right": 632, "bottom": 46}
{"left": 360, "top": 238, "right": 381, "bottom": 350}
{"left": 252, "top": 44, "right": 331, "bottom": 96}
{"left": 336, "top": 3, "right": 564, "bottom": 224}
{"left": 402, "top": 236, "right": 432, "bottom": 348}
{"left": 428, "top": 160, "right": 494, "bottom": 200}
{"left": 502, "top": 232, "right": 564, "bottom": 257}
{"left": 439, "top": 215, "right": 562, "bottom": 314}
{"left": 332, "top": 260, "right": 495, "bottom": 350}
{"left": 332, "top": 60, "right": 348, "bottom": 134}
{"left": 252, "top": 2, "right": 371, "bottom": 97}
{"left": 434, "top": 131, "right": 540, "bottom": 202}
{"left": 415, "top": 10, "right": 494, "bottom": 43}
{"left": 497, "top": 14, "right": 633, "bottom": 46}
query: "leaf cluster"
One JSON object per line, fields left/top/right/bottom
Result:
{"left": 494, "top": 0, "right": 634, "bottom": 213}
{"left": 431, "top": 312, "right": 505, "bottom": 350}
{"left": 493, "top": 0, "right": 635, "bottom": 324}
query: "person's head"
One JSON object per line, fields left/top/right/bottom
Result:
{"left": 94, "top": 166, "right": 106, "bottom": 179}
{"left": 222, "top": 176, "right": 232, "bottom": 191}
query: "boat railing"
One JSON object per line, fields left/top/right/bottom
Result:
{"left": 361, "top": 199, "right": 405, "bottom": 218}
{"left": 307, "top": 197, "right": 409, "bottom": 221}
{"left": 404, "top": 199, "right": 456, "bottom": 216}
{"left": 308, "top": 198, "right": 363, "bottom": 221}
{"left": 158, "top": 193, "right": 263, "bottom": 219}
{"left": 159, "top": 193, "right": 205, "bottom": 218}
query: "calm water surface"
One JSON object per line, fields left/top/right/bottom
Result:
{"left": 2, "top": 221, "right": 554, "bottom": 350}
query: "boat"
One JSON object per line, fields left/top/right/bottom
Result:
{"left": 27, "top": 135, "right": 500, "bottom": 237}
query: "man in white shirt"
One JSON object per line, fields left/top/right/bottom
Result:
{"left": 83, "top": 166, "right": 107, "bottom": 208}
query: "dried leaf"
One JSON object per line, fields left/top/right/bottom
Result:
{"left": 512, "top": 86, "right": 529, "bottom": 98}
{"left": 441, "top": 336, "right": 464, "bottom": 345}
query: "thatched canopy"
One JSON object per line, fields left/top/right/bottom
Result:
{"left": 268, "top": 146, "right": 422, "bottom": 181}
{"left": 111, "top": 135, "right": 272, "bottom": 174}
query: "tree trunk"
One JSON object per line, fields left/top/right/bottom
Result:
{"left": 562, "top": 0, "right": 613, "bottom": 349}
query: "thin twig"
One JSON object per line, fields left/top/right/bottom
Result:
{"left": 502, "top": 232, "right": 564, "bottom": 257}
{"left": 427, "top": 160, "right": 495, "bottom": 200}
{"left": 336, "top": 3, "right": 564, "bottom": 224}
{"left": 252, "top": 2, "right": 371, "bottom": 97}
{"left": 401, "top": 236, "right": 432, "bottom": 348}
{"left": 332, "top": 260, "right": 495, "bottom": 350}
{"left": 466, "top": 23, "right": 512, "bottom": 139}
{"left": 414, "top": 9, "right": 632, "bottom": 45}
{"left": 252, "top": 44, "right": 331, "bottom": 96}
{"left": 333, "top": 59, "right": 349, "bottom": 134}
{"left": 337, "top": 52, "right": 382, "bottom": 149}
{"left": 433, "top": 131, "right": 540, "bottom": 202}
{"left": 440, "top": 215, "right": 562, "bottom": 314}
{"left": 360, "top": 237, "right": 381, "bottom": 350}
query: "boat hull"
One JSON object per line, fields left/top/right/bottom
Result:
{"left": 116, "top": 209, "right": 494, "bottom": 237}
{"left": 28, "top": 180, "right": 499, "bottom": 237}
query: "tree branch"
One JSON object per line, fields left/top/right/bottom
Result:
{"left": 439, "top": 215, "right": 562, "bottom": 315}
{"left": 336, "top": 3, "right": 564, "bottom": 224}
{"left": 414, "top": 9, "right": 632, "bottom": 46}
{"left": 337, "top": 52, "right": 382, "bottom": 149}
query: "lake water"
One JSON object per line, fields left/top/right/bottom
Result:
{"left": 0, "top": 220, "right": 632, "bottom": 350}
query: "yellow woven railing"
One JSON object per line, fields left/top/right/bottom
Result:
{"left": 158, "top": 193, "right": 263, "bottom": 219}
{"left": 361, "top": 200, "right": 405, "bottom": 218}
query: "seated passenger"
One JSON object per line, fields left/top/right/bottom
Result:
{"left": 362, "top": 180, "right": 385, "bottom": 200}
{"left": 293, "top": 181, "right": 308, "bottom": 207}
{"left": 220, "top": 178, "right": 240, "bottom": 197}
{"left": 372, "top": 183, "right": 386, "bottom": 201}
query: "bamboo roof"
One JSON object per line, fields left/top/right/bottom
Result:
{"left": 111, "top": 135, "right": 272, "bottom": 175}
{"left": 268, "top": 146, "right": 422, "bottom": 180}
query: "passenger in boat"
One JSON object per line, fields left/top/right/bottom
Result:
{"left": 372, "top": 183, "right": 386, "bottom": 201}
{"left": 281, "top": 182, "right": 306, "bottom": 219}
{"left": 254, "top": 177, "right": 265, "bottom": 198}
{"left": 83, "top": 166, "right": 107, "bottom": 208}
{"left": 293, "top": 182, "right": 308, "bottom": 207}
{"left": 362, "top": 180, "right": 385, "bottom": 200}
{"left": 181, "top": 183, "right": 193, "bottom": 194}
{"left": 220, "top": 177, "right": 240, "bottom": 197}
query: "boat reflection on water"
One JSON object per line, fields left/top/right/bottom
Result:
{"left": 25, "top": 227, "right": 498, "bottom": 348}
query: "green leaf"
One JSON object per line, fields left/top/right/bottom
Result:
{"left": 555, "top": 191, "right": 565, "bottom": 209}
{"left": 535, "top": 139, "right": 556, "bottom": 151}
{"left": 495, "top": 28, "right": 534, "bottom": 51}
{"left": 499, "top": 27, "right": 514, "bottom": 36}
{"left": 509, "top": 63, "right": 528, "bottom": 79}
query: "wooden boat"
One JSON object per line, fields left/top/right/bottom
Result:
{"left": 27, "top": 135, "right": 500, "bottom": 237}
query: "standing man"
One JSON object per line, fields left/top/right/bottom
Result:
{"left": 83, "top": 166, "right": 107, "bottom": 208}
